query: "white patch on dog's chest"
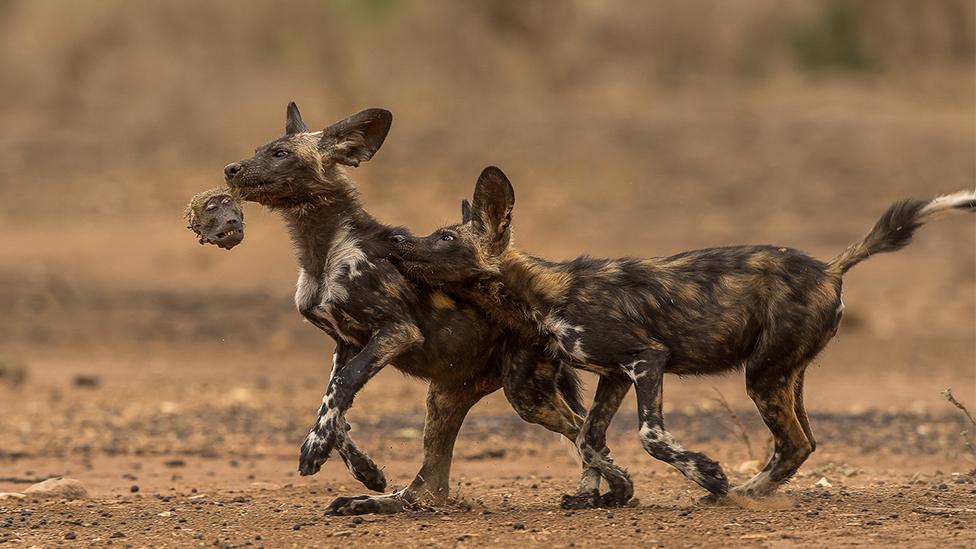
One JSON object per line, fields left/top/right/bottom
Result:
{"left": 294, "top": 224, "right": 372, "bottom": 344}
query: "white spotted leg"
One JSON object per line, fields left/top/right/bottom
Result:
{"left": 625, "top": 348, "right": 728, "bottom": 495}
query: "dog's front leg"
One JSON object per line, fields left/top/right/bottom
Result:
{"left": 328, "top": 343, "right": 388, "bottom": 492}
{"left": 299, "top": 323, "right": 423, "bottom": 476}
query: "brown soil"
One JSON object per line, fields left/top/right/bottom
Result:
{"left": 1, "top": 343, "right": 975, "bottom": 548}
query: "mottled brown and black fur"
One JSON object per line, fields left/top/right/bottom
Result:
{"left": 222, "top": 105, "right": 621, "bottom": 514}
{"left": 393, "top": 166, "right": 976, "bottom": 499}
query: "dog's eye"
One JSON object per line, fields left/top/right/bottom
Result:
{"left": 272, "top": 150, "right": 289, "bottom": 158}
{"left": 440, "top": 233, "right": 455, "bottom": 242}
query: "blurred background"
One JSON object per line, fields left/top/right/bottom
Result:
{"left": 0, "top": 0, "right": 974, "bottom": 471}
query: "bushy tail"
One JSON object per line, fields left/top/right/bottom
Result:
{"left": 827, "top": 190, "right": 976, "bottom": 275}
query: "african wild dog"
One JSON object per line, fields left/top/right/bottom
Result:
{"left": 221, "top": 104, "right": 630, "bottom": 514}
{"left": 391, "top": 166, "right": 976, "bottom": 499}
{"left": 184, "top": 188, "right": 391, "bottom": 492}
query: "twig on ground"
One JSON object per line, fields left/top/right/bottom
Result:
{"left": 943, "top": 388, "right": 976, "bottom": 426}
{"left": 942, "top": 388, "right": 976, "bottom": 457}
{"left": 711, "top": 387, "right": 754, "bottom": 460}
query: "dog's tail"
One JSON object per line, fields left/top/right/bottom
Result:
{"left": 826, "top": 190, "right": 976, "bottom": 276}
{"left": 556, "top": 364, "right": 586, "bottom": 466}
{"left": 556, "top": 364, "right": 586, "bottom": 417}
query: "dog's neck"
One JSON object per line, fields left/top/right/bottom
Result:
{"left": 458, "top": 249, "right": 572, "bottom": 337}
{"left": 279, "top": 177, "right": 385, "bottom": 276}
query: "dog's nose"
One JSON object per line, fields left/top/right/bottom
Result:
{"left": 223, "top": 163, "right": 243, "bottom": 180}
{"left": 391, "top": 234, "right": 407, "bottom": 244}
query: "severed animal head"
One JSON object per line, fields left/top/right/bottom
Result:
{"left": 184, "top": 187, "right": 245, "bottom": 250}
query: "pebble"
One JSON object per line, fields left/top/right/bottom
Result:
{"left": 130, "top": 485, "right": 140, "bottom": 493}
{"left": 64, "top": 531, "right": 77, "bottom": 540}
{"left": 513, "top": 522, "right": 526, "bottom": 530}
{"left": 333, "top": 530, "right": 353, "bottom": 537}
{"left": 292, "top": 524, "right": 301, "bottom": 531}
{"left": 351, "top": 517, "right": 364, "bottom": 525}
{"left": 24, "top": 478, "right": 88, "bottom": 500}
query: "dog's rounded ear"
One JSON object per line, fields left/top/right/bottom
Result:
{"left": 285, "top": 102, "right": 309, "bottom": 135}
{"left": 461, "top": 199, "right": 472, "bottom": 224}
{"left": 471, "top": 166, "right": 515, "bottom": 252}
{"left": 320, "top": 108, "right": 393, "bottom": 167}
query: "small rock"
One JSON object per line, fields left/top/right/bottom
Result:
{"left": 24, "top": 478, "right": 88, "bottom": 500}
{"left": 64, "top": 531, "right": 77, "bottom": 540}
{"left": 865, "top": 520, "right": 880, "bottom": 526}
{"left": 513, "top": 522, "right": 526, "bottom": 530}
{"left": 130, "top": 485, "right": 140, "bottom": 493}
{"left": 735, "top": 460, "right": 761, "bottom": 474}
{"left": 292, "top": 524, "right": 301, "bottom": 531}
{"left": 110, "top": 532, "right": 125, "bottom": 539}
{"left": 351, "top": 517, "right": 364, "bottom": 525}
{"left": 72, "top": 375, "right": 100, "bottom": 388}
{"left": 333, "top": 530, "right": 353, "bottom": 537}
{"left": 814, "top": 477, "right": 832, "bottom": 488}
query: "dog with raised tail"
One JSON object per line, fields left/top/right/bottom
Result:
{"left": 391, "top": 166, "right": 975, "bottom": 500}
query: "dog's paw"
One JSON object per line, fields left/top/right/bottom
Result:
{"left": 298, "top": 430, "right": 336, "bottom": 476}
{"left": 685, "top": 452, "right": 728, "bottom": 495}
{"left": 325, "top": 493, "right": 406, "bottom": 515}
{"left": 559, "top": 489, "right": 600, "bottom": 510}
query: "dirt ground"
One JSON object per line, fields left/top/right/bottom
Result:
{"left": 1, "top": 328, "right": 975, "bottom": 549}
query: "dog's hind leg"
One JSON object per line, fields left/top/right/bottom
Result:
{"left": 628, "top": 348, "right": 728, "bottom": 496}
{"left": 733, "top": 360, "right": 814, "bottom": 498}
{"left": 793, "top": 367, "right": 816, "bottom": 453}
{"left": 502, "top": 348, "right": 632, "bottom": 508}
{"left": 325, "top": 380, "right": 488, "bottom": 515}
{"left": 561, "top": 375, "right": 633, "bottom": 509}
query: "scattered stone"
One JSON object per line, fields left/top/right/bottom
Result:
{"left": 163, "top": 460, "right": 186, "bottom": 468}
{"left": 333, "top": 530, "right": 353, "bottom": 537}
{"left": 292, "top": 524, "right": 301, "bottom": 531}
{"left": 130, "top": 485, "right": 140, "bottom": 493}
{"left": 351, "top": 517, "right": 364, "bottom": 525}
{"left": 735, "top": 460, "right": 761, "bottom": 474}
{"left": 23, "top": 478, "right": 88, "bottom": 500}
{"left": 815, "top": 477, "right": 832, "bottom": 488}
{"left": 110, "top": 532, "right": 125, "bottom": 539}
{"left": 72, "top": 375, "right": 101, "bottom": 388}
{"left": 513, "top": 522, "right": 526, "bottom": 530}
{"left": 64, "top": 531, "right": 76, "bottom": 540}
